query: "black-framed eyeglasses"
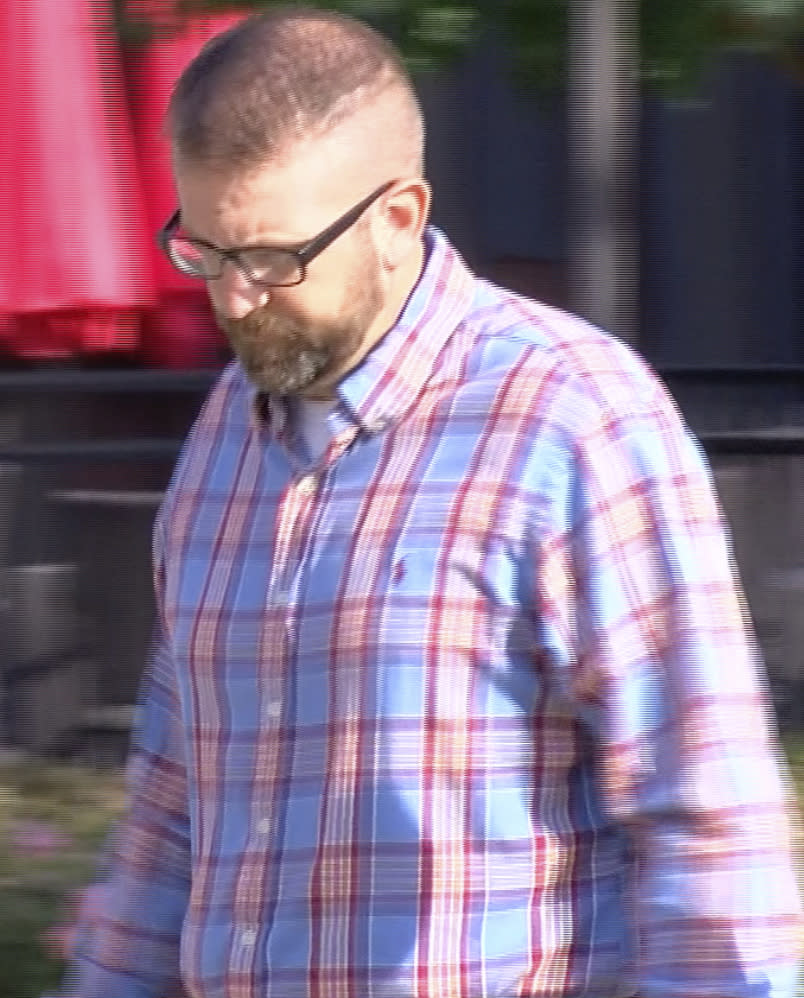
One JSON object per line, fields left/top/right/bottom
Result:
{"left": 158, "top": 180, "right": 394, "bottom": 288}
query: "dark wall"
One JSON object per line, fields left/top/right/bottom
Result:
{"left": 417, "top": 44, "right": 803, "bottom": 370}
{"left": 641, "top": 52, "right": 802, "bottom": 367}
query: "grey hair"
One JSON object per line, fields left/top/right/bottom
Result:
{"left": 167, "top": 5, "right": 425, "bottom": 174}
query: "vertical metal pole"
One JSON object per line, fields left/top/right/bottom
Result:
{"left": 568, "top": 0, "right": 640, "bottom": 345}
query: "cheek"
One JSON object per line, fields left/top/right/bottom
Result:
{"left": 265, "top": 287, "right": 319, "bottom": 324}
{"left": 283, "top": 273, "right": 343, "bottom": 320}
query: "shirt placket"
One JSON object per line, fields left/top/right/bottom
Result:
{"left": 230, "top": 429, "right": 358, "bottom": 994}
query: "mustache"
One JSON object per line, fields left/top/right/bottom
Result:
{"left": 215, "top": 303, "right": 295, "bottom": 336}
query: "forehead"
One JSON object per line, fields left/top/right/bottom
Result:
{"left": 172, "top": 136, "right": 368, "bottom": 244}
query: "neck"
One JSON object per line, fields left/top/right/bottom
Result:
{"left": 301, "top": 239, "right": 426, "bottom": 401}
{"left": 380, "top": 239, "right": 426, "bottom": 338}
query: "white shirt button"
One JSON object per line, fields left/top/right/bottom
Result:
{"left": 240, "top": 928, "right": 257, "bottom": 947}
{"left": 264, "top": 699, "right": 282, "bottom": 719}
{"left": 296, "top": 474, "right": 317, "bottom": 495}
{"left": 256, "top": 817, "right": 271, "bottom": 834}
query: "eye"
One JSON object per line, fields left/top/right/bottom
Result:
{"left": 239, "top": 249, "right": 302, "bottom": 285}
{"left": 166, "top": 238, "right": 216, "bottom": 276}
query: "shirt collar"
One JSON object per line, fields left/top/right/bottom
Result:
{"left": 248, "top": 226, "right": 476, "bottom": 435}
{"left": 337, "top": 226, "right": 476, "bottom": 434}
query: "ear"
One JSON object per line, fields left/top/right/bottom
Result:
{"left": 378, "top": 178, "right": 431, "bottom": 269}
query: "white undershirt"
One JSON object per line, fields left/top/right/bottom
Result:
{"left": 294, "top": 397, "right": 337, "bottom": 462}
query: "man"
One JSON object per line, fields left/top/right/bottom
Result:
{"left": 56, "top": 7, "right": 802, "bottom": 998}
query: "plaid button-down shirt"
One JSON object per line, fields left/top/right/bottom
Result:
{"left": 64, "top": 228, "right": 802, "bottom": 998}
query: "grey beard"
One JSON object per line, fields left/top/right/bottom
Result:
{"left": 244, "top": 344, "right": 331, "bottom": 396}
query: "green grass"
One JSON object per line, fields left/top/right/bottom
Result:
{"left": 786, "top": 733, "right": 804, "bottom": 792}
{"left": 0, "top": 757, "right": 126, "bottom": 998}
{"left": 1, "top": 738, "right": 803, "bottom": 998}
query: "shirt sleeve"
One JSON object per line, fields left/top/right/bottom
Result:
{"left": 58, "top": 517, "right": 190, "bottom": 998}
{"left": 535, "top": 373, "right": 803, "bottom": 998}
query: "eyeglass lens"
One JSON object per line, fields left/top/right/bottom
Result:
{"left": 167, "top": 238, "right": 303, "bottom": 286}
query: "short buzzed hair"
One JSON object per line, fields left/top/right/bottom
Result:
{"left": 168, "top": 5, "right": 425, "bottom": 174}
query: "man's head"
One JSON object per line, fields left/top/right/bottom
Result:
{"left": 165, "top": 6, "right": 431, "bottom": 397}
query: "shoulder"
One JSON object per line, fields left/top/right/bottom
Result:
{"left": 192, "top": 359, "right": 251, "bottom": 434}
{"left": 156, "top": 361, "right": 252, "bottom": 522}
{"left": 456, "top": 280, "right": 679, "bottom": 440}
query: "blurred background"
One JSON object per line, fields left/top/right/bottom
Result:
{"left": 0, "top": 0, "right": 803, "bottom": 994}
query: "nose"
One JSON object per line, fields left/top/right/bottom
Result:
{"left": 206, "top": 261, "right": 269, "bottom": 320}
